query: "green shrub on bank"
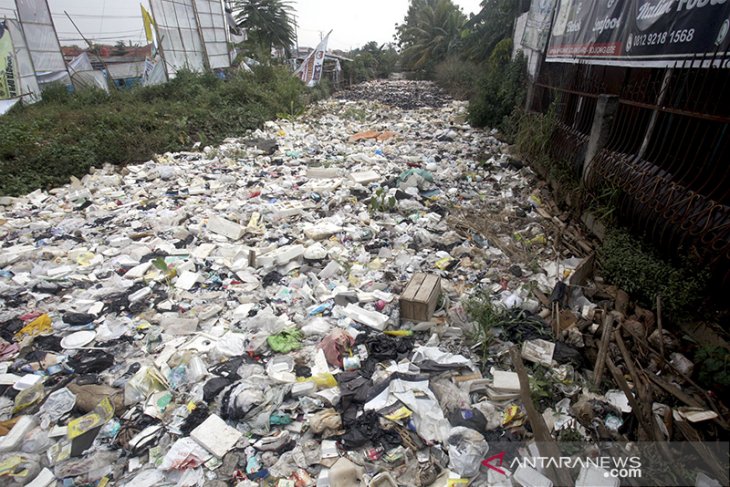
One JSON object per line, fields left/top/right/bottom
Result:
{"left": 468, "top": 39, "right": 527, "bottom": 132}
{"left": 599, "top": 228, "right": 709, "bottom": 318}
{"left": 433, "top": 58, "right": 480, "bottom": 100}
{"left": 0, "top": 66, "right": 311, "bottom": 196}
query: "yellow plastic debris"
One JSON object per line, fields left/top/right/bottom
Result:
{"left": 14, "top": 314, "right": 52, "bottom": 341}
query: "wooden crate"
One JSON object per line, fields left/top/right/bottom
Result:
{"left": 400, "top": 273, "right": 441, "bottom": 322}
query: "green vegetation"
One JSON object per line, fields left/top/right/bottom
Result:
{"left": 344, "top": 42, "right": 400, "bottom": 84}
{"left": 368, "top": 188, "right": 397, "bottom": 214}
{"left": 694, "top": 346, "right": 730, "bottom": 391}
{"left": 395, "top": 0, "right": 530, "bottom": 132}
{"left": 464, "top": 292, "right": 504, "bottom": 355}
{"left": 233, "top": 0, "right": 296, "bottom": 61}
{"left": 0, "top": 67, "right": 313, "bottom": 197}
{"left": 461, "top": 0, "right": 530, "bottom": 64}
{"left": 433, "top": 58, "right": 480, "bottom": 100}
{"left": 467, "top": 40, "right": 527, "bottom": 132}
{"left": 396, "top": 0, "right": 467, "bottom": 78}
{"left": 598, "top": 228, "right": 709, "bottom": 317}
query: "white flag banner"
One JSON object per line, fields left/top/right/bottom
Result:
{"left": 6, "top": 19, "right": 41, "bottom": 104}
{"left": 295, "top": 31, "right": 330, "bottom": 88}
{"left": 15, "top": 0, "right": 70, "bottom": 85}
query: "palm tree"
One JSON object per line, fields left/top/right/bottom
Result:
{"left": 396, "top": 0, "right": 466, "bottom": 76}
{"left": 232, "top": 0, "right": 296, "bottom": 60}
{"left": 461, "top": 0, "right": 530, "bottom": 63}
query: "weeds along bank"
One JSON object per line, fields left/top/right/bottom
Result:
{"left": 0, "top": 67, "right": 327, "bottom": 197}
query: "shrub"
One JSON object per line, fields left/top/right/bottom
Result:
{"left": 0, "top": 66, "right": 309, "bottom": 196}
{"left": 433, "top": 58, "right": 480, "bottom": 100}
{"left": 598, "top": 228, "right": 709, "bottom": 318}
{"left": 468, "top": 39, "right": 527, "bottom": 131}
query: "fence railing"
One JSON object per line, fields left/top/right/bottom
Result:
{"left": 527, "top": 51, "right": 730, "bottom": 283}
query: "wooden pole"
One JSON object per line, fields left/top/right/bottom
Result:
{"left": 509, "top": 347, "right": 573, "bottom": 487}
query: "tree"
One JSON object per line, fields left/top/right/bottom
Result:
{"left": 112, "top": 40, "right": 129, "bottom": 56}
{"left": 396, "top": 0, "right": 467, "bottom": 77}
{"left": 461, "top": 0, "right": 530, "bottom": 63}
{"left": 345, "top": 42, "right": 400, "bottom": 83}
{"left": 232, "top": 0, "right": 296, "bottom": 61}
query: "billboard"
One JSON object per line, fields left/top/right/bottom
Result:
{"left": 546, "top": 0, "right": 730, "bottom": 67}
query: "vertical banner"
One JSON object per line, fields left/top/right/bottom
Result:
{"left": 6, "top": 19, "right": 41, "bottom": 103}
{"left": 0, "top": 21, "right": 19, "bottom": 100}
{"left": 150, "top": 0, "right": 206, "bottom": 77}
{"left": 14, "top": 0, "right": 71, "bottom": 85}
{"left": 295, "top": 32, "right": 330, "bottom": 87}
{"left": 141, "top": 4, "right": 157, "bottom": 56}
{"left": 522, "top": 0, "right": 556, "bottom": 51}
{"left": 193, "top": 0, "right": 231, "bottom": 69}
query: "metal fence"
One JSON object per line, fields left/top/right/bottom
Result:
{"left": 528, "top": 51, "right": 730, "bottom": 283}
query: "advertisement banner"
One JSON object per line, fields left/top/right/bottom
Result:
{"left": 547, "top": 0, "right": 730, "bottom": 67}
{"left": 523, "top": 0, "right": 557, "bottom": 51}
{"left": 0, "top": 21, "right": 20, "bottom": 100}
{"left": 295, "top": 32, "right": 330, "bottom": 88}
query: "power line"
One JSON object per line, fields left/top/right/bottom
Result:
{"left": 58, "top": 29, "right": 143, "bottom": 35}
{"left": 52, "top": 12, "right": 141, "bottom": 19}
{"left": 59, "top": 35, "right": 146, "bottom": 42}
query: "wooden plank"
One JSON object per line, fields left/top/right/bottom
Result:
{"left": 606, "top": 357, "right": 654, "bottom": 441}
{"left": 401, "top": 273, "right": 426, "bottom": 301}
{"left": 414, "top": 275, "right": 439, "bottom": 303}
{"left": 593, "top": 313, "right": 614, "bottom": 385}
{"left": 509, "top": 347, "right": 574, "bottom": 487}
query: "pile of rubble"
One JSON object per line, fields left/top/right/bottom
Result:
{"left": 0, "top": 81, "right": 726, "bottom": 486}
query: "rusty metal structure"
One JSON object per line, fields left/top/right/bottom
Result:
{"left": 528, "top": 50, "right": 730, "bottom": 283}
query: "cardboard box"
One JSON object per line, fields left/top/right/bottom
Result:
{"left": 400, "top": 273, "right": 441, "bottom": 322}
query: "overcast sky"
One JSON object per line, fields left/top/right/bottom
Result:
{"left": 0, "top": 0, "right": 482, "bottom": 51}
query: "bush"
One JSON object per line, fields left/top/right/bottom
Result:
{"left": 433, "top": 58, "right": 480, "bottom": 100}
{"left": 598, "top": 228, "right": 709, "bottom": 318}
{"left": 468, "top": 39, "right": 527, "bottom": 131}
{"left": 0, "top": 66, "right": 309, "bottom": 196}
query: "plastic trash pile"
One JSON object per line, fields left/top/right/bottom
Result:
{"left": 1, "top": 81, "right": 722, "bottom": 487}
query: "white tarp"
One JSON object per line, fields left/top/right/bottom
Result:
{"left": 6, "top": 19, "right": 41, "bottom": 104}
{"left": 193, "top": 0, "right": 231, "bottom": 69}
{"left": 143, "top": 58, "right": 167, "bottom": 86}
{"left": 0, "top": 97, "right": 20, "bottom": 116}
{"left": 295, "top": 32, "right": 330, "bottom": 88}
{"left": 150, "top": 0, "right": 206, "bottom": 77}
{"left": 107, "top": 61, "right": 145, "bottom": 80}
{"left": 67, "top": 52, "right": 108, "bottom": 93}
{"left": 14, "top": 0, "right": 70, "bottom": 86}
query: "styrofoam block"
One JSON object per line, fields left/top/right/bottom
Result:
{"left": 191, "top": 414, "right": 243, "bottom": 458}
{"left": 343, "top": 303, "right": 388, "bottom": 331}
{"left": 175, "top": 271, "right": 200, "bottom": 291}
{"left": 208, "top": 215, "right": 245, "bottom": 240}
{"left": 349, "top": 170, "right": 380, "bottom": 185}
{"left": 257, "top": 244, "right": 304, "bottom": 267}
{"left": 307, "top": 167, "right": 345, "bottom": 179}
{"left": 125, "top": 262, "right": 152, "bottom": 280}
{"left": 492, "top": 370, "right": 520, "bottom": 392}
